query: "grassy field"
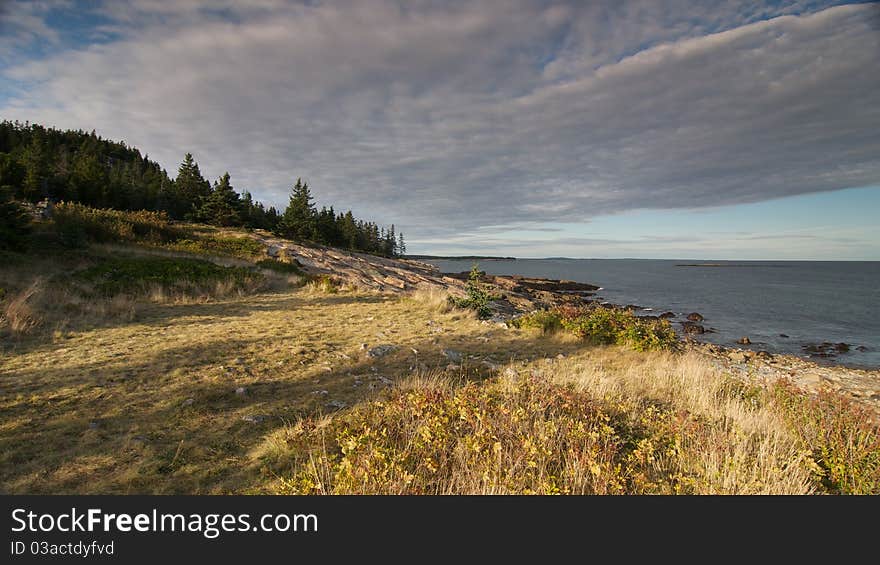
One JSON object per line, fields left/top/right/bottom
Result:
{"left": 1, "top": 217, "right": 878, "bottom": 494}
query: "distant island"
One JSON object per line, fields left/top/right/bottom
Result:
{"left": 406, "top": 255, "right": 517, "bottom": 261}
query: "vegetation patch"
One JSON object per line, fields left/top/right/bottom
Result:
{"left": 52, "top": 203, "right": 180, "bottom": 247}
{"left": 771, "top": 380, "right": 880, "bottom": 494}
{"left": 278, "top": 375, "right": 694, "bottom": 494}
{"left": 255, "top": 258, "right": 305, "bottom": 275}
{"left": 448, "top": 265, "right": 496, "bottom": 319}
{"left": 166, "top": 235, "right": 266, "bottom": 259}
{"left": 513, "top": 305, "right": 677, "bottom": 351}
{"left": 72, "top": 255, "right": 263, "bottom": 297}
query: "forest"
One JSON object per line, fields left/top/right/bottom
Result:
{"left": 0, "top": 120, "right": 404, "bottom": 257}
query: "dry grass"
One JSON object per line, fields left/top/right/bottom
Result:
{"left": 271, "top": 349, "right": 817, "bottom": 494}
{"left": 1, "top": 278, "right": 44, "bottom": 336}
{"left": 406, "top": 286, "right": 455, "bottom": 313}
{"left": 2, "top": 241, "right": 876, "bottom": 495}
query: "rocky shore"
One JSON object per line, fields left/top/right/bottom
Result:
{"left": 247, "top": 230, "right": 880, "bottom": 416}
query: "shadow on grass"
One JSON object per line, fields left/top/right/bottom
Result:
{"left": 1, "top": 322, "right": 597, "bottom": 493}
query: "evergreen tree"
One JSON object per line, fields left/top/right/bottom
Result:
{"left": 22, "top": 135, "right": 49, "bottom": 200}
{"left": 175, "top": 153, "right": 211, "bottom": 219}
{"left": 397, "top": 232, "right": 406, "bottom": 256}
{"left": 198, "top": 172, "right": 241, "bottom": 226}
{"left": 0, "top": 186, "right": 31, "bottom": 250}
{"left": 277, "top": 178, "right": 317, "bottom": 241}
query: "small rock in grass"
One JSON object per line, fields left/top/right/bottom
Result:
{"left": 242, "top": 415, "right": 268, "bottom": 424}
{"left": 235, "top": 387, "right": 248, "bottom": 396}
{"left": 326, "top": 400, "right": 347, "bottom": 410}
{"left": 182, "top": 397, "right": 195, "bottom": 406}
{"left": 367, "top": 344, "right": 397, "bottom": 358}
{"left": 442, "top": 349, "right": 463, "bottom": 363}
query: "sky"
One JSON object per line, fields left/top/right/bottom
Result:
{"left": 1, "top": 0, "right": 879, "bottom": 259}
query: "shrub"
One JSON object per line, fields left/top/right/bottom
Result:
{"left": 304, "top": 274, "right": 339, "bottom": 294}
{"left": 0, "top": 187, "right": 32, "bottom": 251}
{"left": 167, "top": 236, "right": 266, "bottom": 259}
{"left": 278, "top": 375, "right": 692, "bottom": 494}
{"left": 771, "top": 380, "right": 880, "bottom": 494}
{"left": 52, "top": 203, "right": 179, "bottom": 247}
{"left": 256, "top": 258, "right": 305, "bottom": 275}
{"left": 72, "top": 256, "right": 263, "bottom": 297}
{"left": 515, "top": 304, "right": 677, "bottom": 351}
{"left": 512, "top": 309, "right": 563, "bottom": 333}
{"left": 449, "top": 264, "right": 493, "bottom": 319}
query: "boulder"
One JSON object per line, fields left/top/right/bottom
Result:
{"left": 686, "top": 312, "right": 704, "bottom": 322}
{"left": 680, "top": 321, "right": 705, "bottom": 334}
{"left": 659, "top": 311, "right": 676, "bottom": 319}
{"left": 736, "top": 336, "right": 751, "bottom": 345}
{"left": 367, "top": 344, "right": 397, "bottom": 358}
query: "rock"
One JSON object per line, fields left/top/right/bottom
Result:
{"left": 242, "top": 415, "right": 268, "bottom": 424}
{"left": 442, "top": 349, "right": 463, "bottom": 363}
{"left": 311, "top": 390, "right": 329, "bottom": 395}
{"left": 367, "top": 344, "right": 397, "bottom": 358}
{"left": 835, "top": 343, "right": 850, "bottom": 353}
{"left": 446, "top": 363, "right": 461, "bottom": 371}
{"left": 326, "top": 400, "right": 347, "bottom": 410}
{"left": 680, "top": 321, "right": 705, "bottom": 334}
{"left": 779, "top": 334, "right": 789, "bottom": 338}
{"left": 235, "top": 387, "right": 248, "bottom": 396}
{"left": 88, "top": 421, "right": 101, "bottom": 430}
{"left": 182, "top": 397, "right": 195, "bottom": 406}
{"left": 728, "top": 351, "right": 747, "bottom": 363}
{"left": 556, "top": 353, "right": 566, "bottom": 359}
{"left": 503, "top": 367, "right": 517, "bottom": 378}
{"left": 659, "top": 311, "right": 676, "bottom": 319}
{"left": 737, "top": 336, "right": 751, "bottom": 345}
{"left": 856, "top": 345, "right": 868, "bottom": 352}
{"left": 686, "top": 312, "right": 704, "bottom": 322}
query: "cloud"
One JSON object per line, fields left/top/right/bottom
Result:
{"left": 1, "top": 1, "right": 878, "bottom": 249}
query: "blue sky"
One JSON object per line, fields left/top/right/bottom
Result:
{"left": 1, "top": 0, "right": 879, "bottom": 259}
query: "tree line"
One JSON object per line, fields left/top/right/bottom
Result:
{"left": 0, "top": 120, "right": 405, "bottom": 256}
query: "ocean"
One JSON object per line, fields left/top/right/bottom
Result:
{"left": 424, "top": 259, "right": 880, "bottom": 369}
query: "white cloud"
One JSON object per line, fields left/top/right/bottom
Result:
{"left": 1, "top": 1, "right": 878, "bottom": 250}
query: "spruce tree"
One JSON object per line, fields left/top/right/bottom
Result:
{"left": 198, "top": 172, "right": 241, "bottom": 226}
{"left": 175, "top": 153, "right": 211, "bottom": 219}
{"left": 397, "top": 232, "right": 406, "bottom": 256}
{"left": 277, "top": 178, "right": 317, "bottom": 241}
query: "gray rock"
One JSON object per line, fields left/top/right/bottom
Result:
{"left": 367, "top": 344, "right": 397, "bottom": 358}
{"left": 442, "top": 349, "right": 463, "bottom": 363}
{"left": 235, "top": 387, "right": 248, "bottom": 396}
{"left": 737, "top": 336, "right": 751, "bottom": 345}
{"left": 242, "top": 414, "right": 268, "bottom": 424}
{"left": 326, "top": 400, "right": 347, "bottom": 409}
{"left": 182, "top": 397, "right": 195, "bottom": 406}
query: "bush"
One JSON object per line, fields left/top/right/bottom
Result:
{"left": 278, "top": 375, "right": 692, "bottom": 494}
{"left": 449, "top": 264, "right": 493, "bottom": 319}
{"left": 772, "top": 380, "right": 880, "bottom": 494}
{"left": 256, "top": 258, "right": 305, "bottom": 275}
{"left": 167, "top": 236, "right": 266, "bottom": 259}
{"left": 515, "top": 304, "right": 677, "bottom": 351}
{"left": 52, "top": 203, "right": 179, "bottom": 247}
{"left": 72, "top": 256, "right": 263, "bottom": 297}
{"left": 0, "top": 187, "right": 31, "bottom": 251}
{"left": 512, "top": 309, "right": 563, "bottom": 333}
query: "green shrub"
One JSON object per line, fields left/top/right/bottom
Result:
{"left": 449, "top": 264, "right": 493, "bottom": 319}
{"left": 255, "top": 258, "right": 305, "bottom": 275}
{"left": 516, "top": 304, "right": 677, "bottom": 351}
{"left": 512, "top": 309, "right": 563, "bottom": 333}
{"left": 52, "top": 202, "right": 179, "bottom": 247}
{"left": 167, "top": 236, "right": 265, "bottom": 259}
{"left": 72, "top": 256, "right": 263, "bottom": 297}
{"left": 0, "top": 188, "right": 31, "bottom": 251}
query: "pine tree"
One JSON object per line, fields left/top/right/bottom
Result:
{"left": 198, "top": 172, "right": 241, "bottom": 226}
{"left": 22, "top": 135, "right": 49, "bottom": 201}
